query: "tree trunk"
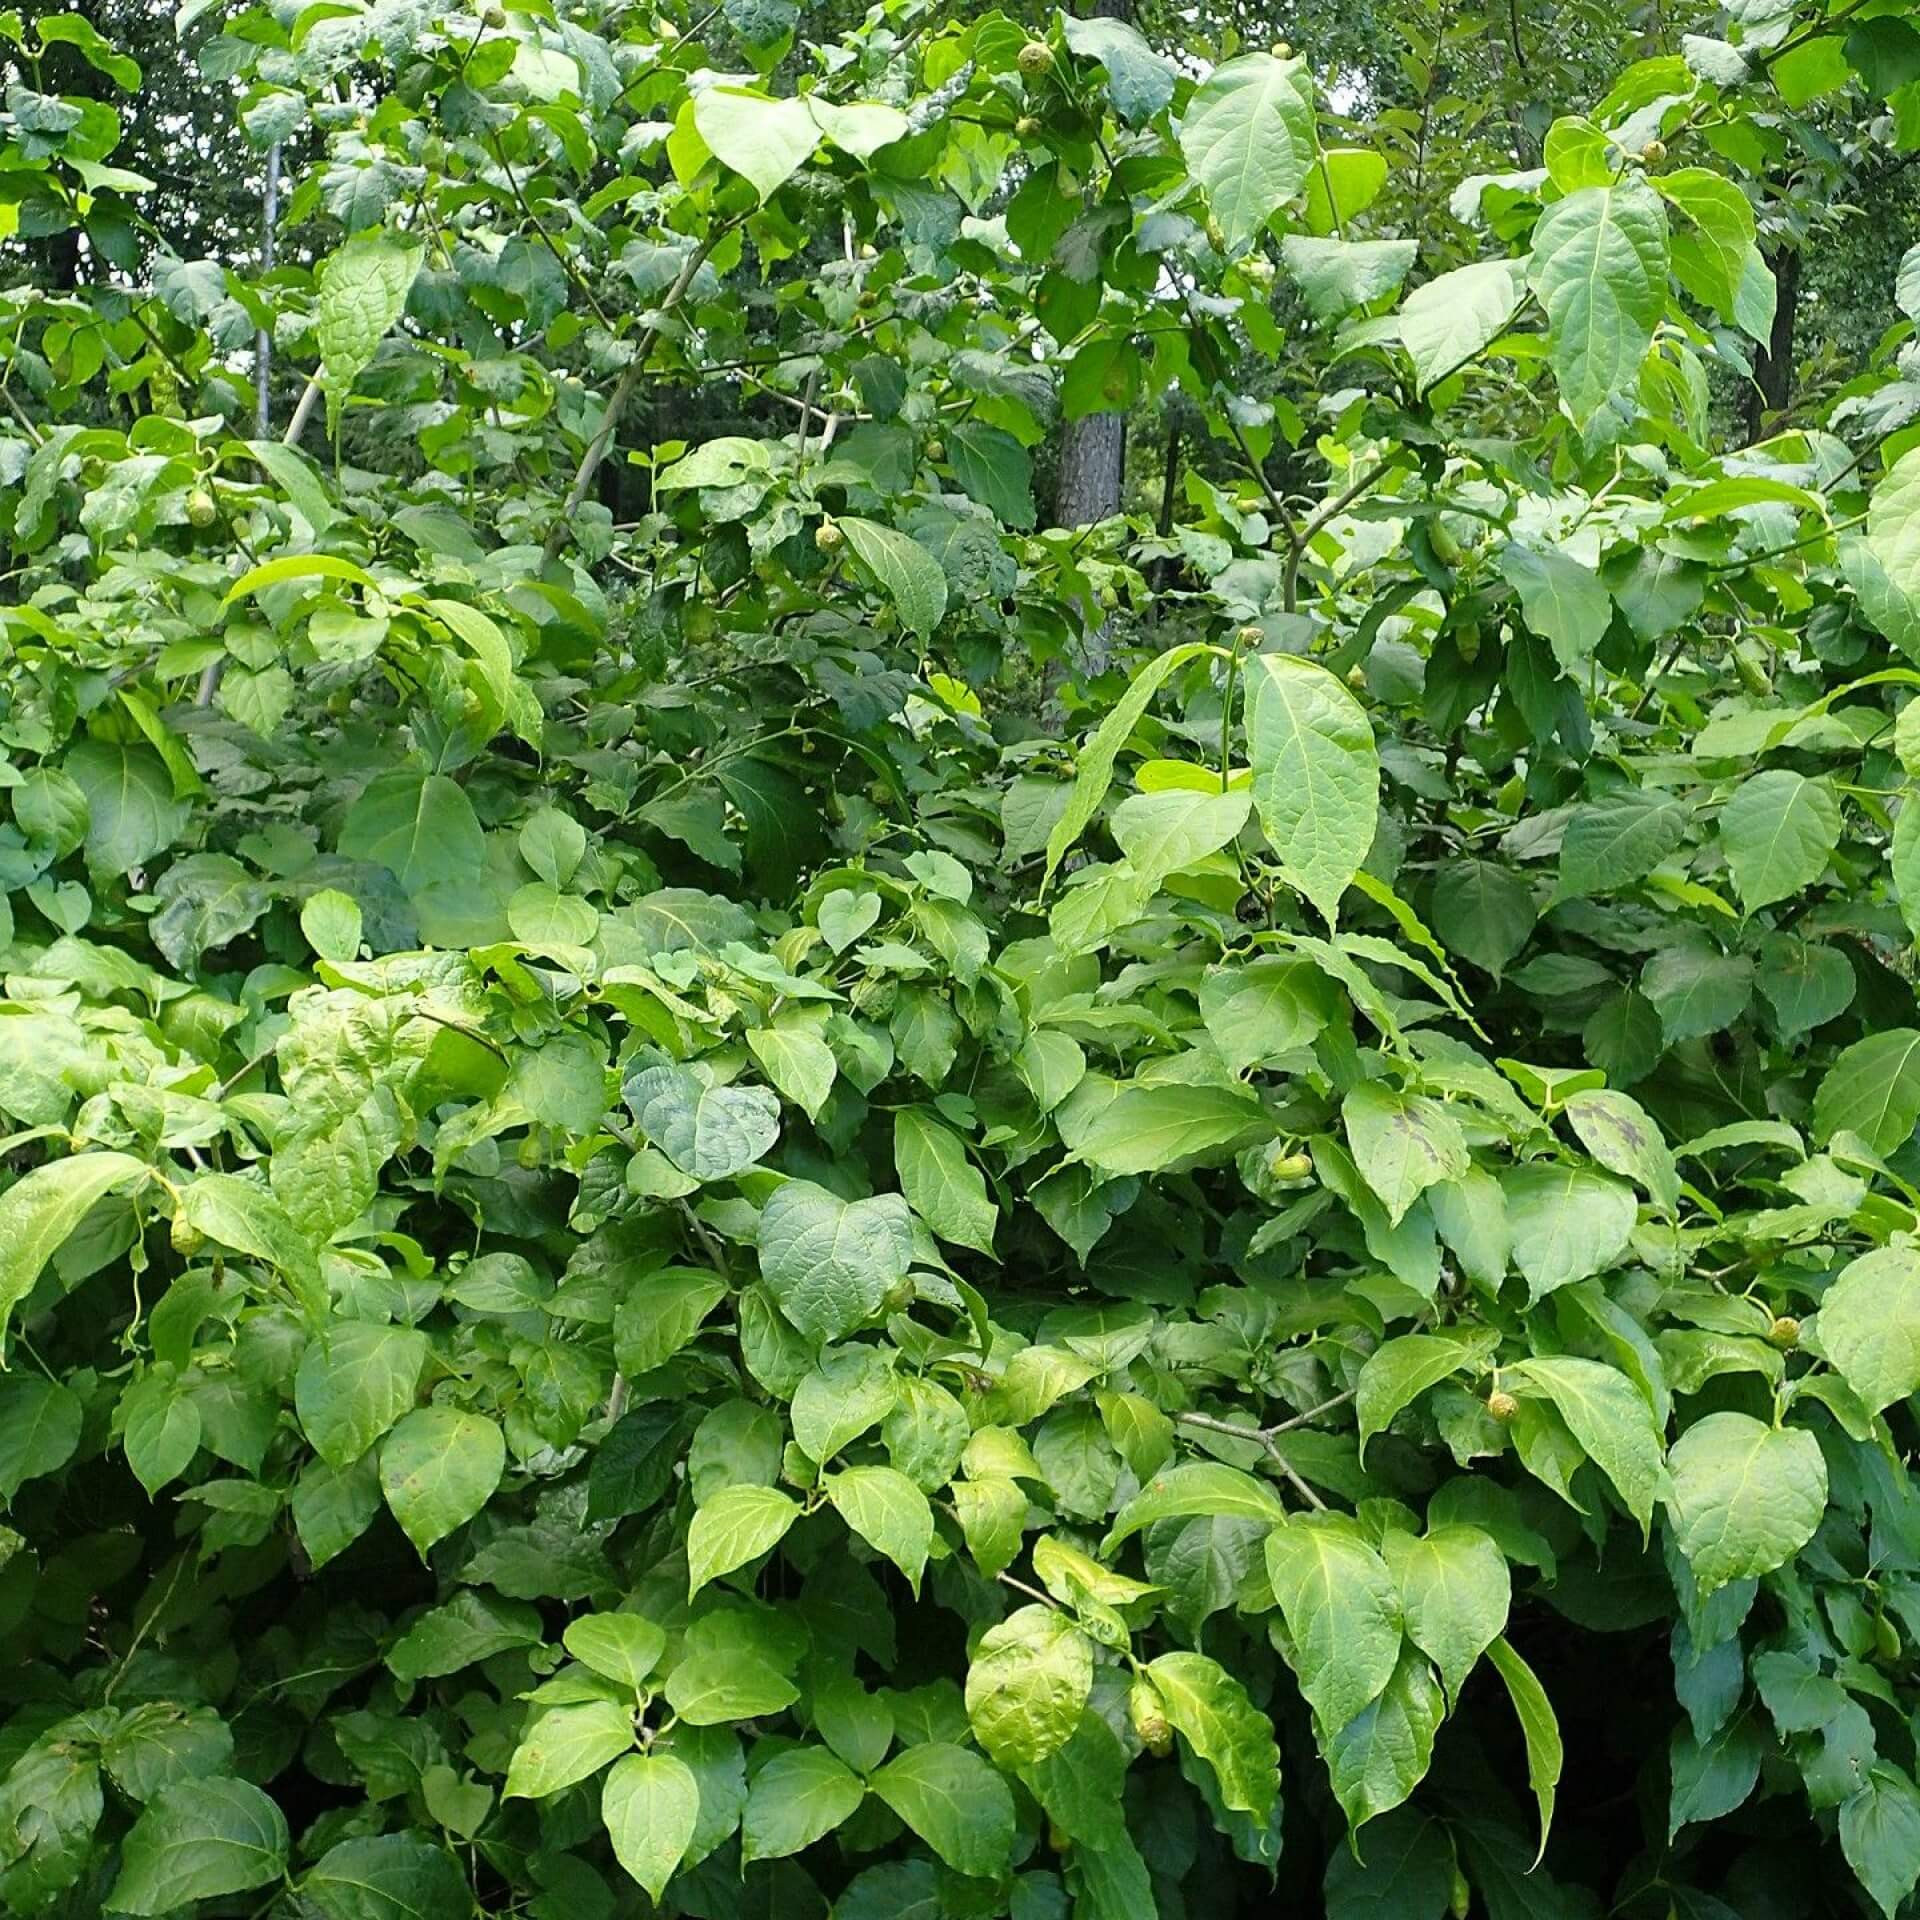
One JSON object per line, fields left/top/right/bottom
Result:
{"left": 1045, "top": 0, "right": 1132, "bottom": 686}
{"left": 1053, "top": 410, "right": 1126, "bottom": 529}
{"left": 1744, "top": 244, "right": 1797, "bottom": 444}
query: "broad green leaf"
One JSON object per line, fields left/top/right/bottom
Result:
{"left": 1382, "top": 1525, "right": 1510, "bottom": 1705}
{"left": 65, "top": 741, "right": 187, "bottom": 875}
{"left": 295, "top": 1319, "right": 429, "bottom": 1469}
{"left": 1562, "top": 1089, "right": 1680, "bottom": 1213}
{"left": 1867, "top": 447, "right": 1920, "bottom": 647}
{"left": 756, "top": 1180, "right": 913, "bottom": 1344}
{"left": 1105, "top": 1461, "right": 1288, "bottom": 1548}
{"left": 1245, "top": 652, "right": 1380, "bottom": 927}
{"left": 1507, "top": 1355, "right": 1663, "bottom": 1534}
{"left": 1669, "top": 1716, "right": 1764, "bottom": 1840}
{"left": 791, "top": 1345, "right": 897, "bottom": 1463}
{"left": 1325, "top": 1646, "right": 1442, "bottom": 1832}
{"left": 747, "top": 1023, "right": 836, "bottom": 1120}
{"left": 894, "top": 1109, "right": 996, "bottom": 1255}
{"left": 839, "top": 518, "right": 948, "bottom": 637}
{"left": 613, "top": 1267, "right": 727, "bottom": 1377}
{"left": 1198, "top": 958, "right": 1331, "bottom": 1071}
{"left": 1179, "top": 52, "right": 1317, "bottom": 250}
{"left": 1498, "top": 543, "right": 1612, "bottom": 676}
{"left": 1355, "top": 1329, "right": 1500, "bottom": 1453}
{"left": 300, "top": 889, "right": 362, "bottom": 962}
{"left": 1341, "top": 1082, "right": 1469, "bottom": 1226}
{"left": 739, "top": 1747, "right": 864, "bottom": 1863}
{"left": 945, "top": 422, "right": 1036, "bottom": 529}
{"left": 1322, "top": 1807, "right": 1455, "bottom": 1917}
{"left": 504, "top": 1701, "right": 636, "bottom": 1800}
{"left": 1813, "top": 1246, "right": 1920, "bottom": 1413}
{"left": 1063, "top": 1081, "right": 1274, "bottom": 1176}
{"left": 869, "top": 1743, "right": 1015, "bottom": 1877}
{"left": 387, "top": 1590, "right": 543, "bottom": 1681}
{"left": 1556, "top": 789, "right": 1689, "bottom": 899}
{"left": 1398, "top": 258, "right": 1525, "bottom": 394}
{"left": 1281, "top": 235, "right": 1417, "bottom": 322}
{"left": 1665, "top": 1411, "right": 1826, "bottom": 1595}
{"left": 1263, "top": 1513, "right": 1403, "bottom": 1734}
{"left": 1500, "top": 1164, "right": 1637, "bottom": 1301}
{"left": 1525, "top": 177, "right": 1669, "bottom": 427}
{"left": 0, "top": 1152, "right": 148, "bottom": 1353}
{"left": 965, "top": 1605, "right": 1094, "bottom": 1768}
{"left": 1110, "top": 786, "right": 1251, "bottom": 889}
{"left": 301, "top": 1834, "right": 467, "bottom": 1920}
{"left": 687, "top": 1484, "right": 799, "bottom": 1596}
{"left": 1061, "top": 12, "right": 1177, "bottom": 121}
{"left": 316, "top": 231, "right": 422, "bottom": 401}
{"left": 339, "top": 770, "right": 485, "bottom": 897}
{"left": 565, "top": 1614, "right": 668, "bottom": 1692}
{"left": 1843, "top": 1767, "right": 1920, "bottom": 1920}
{"left": 1813, "top": 1030, "right": 1920, "bottom": 1153}
{"left": 1146, "top": 1651, "right": 1280, "bottom": 1820}
{"left": 1485, "top": 1635, "right": 1561, "bottom": 1864}
{"left": 105, "top": 1777, "right": 288, "bottom": 1914}
{"left": 1428, "top": 860, "right": 1535, "bottom": 979}
{"left": 1719, "top": 770, "right": 1840, "bottom": 911}
{"left": 629, "top": 1062, "right": 779, "bottom": 1183}
{"left": 1658, "top": 166, "right": 1766, "bottom": 331}
{"left": 827, "top": 1464, "right": 933, "bottom": 1590}
{"left": 378, "top": 1407, "right": 506, "bottom": 1555}
{"left": 602, "top": 1754, "right": 699, "bottom": 1902}
{"left": 691, "top": 86, "right": 818, "bottom": 200}
{"left": 0, "top": 1374, "right": 80, "bottom": 1499}
{"left": 662, "top": 1649, "right": 798, "bottom": 1726}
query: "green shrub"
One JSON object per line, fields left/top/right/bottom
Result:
{"left": 4, "top": 4, "right": 1920, "bottom": 1917}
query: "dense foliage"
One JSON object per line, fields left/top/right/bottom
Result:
{"left": 15, "top": 0, "right": 1920, "bottom": 1915}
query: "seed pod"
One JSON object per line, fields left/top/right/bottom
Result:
{"left": 483, "top": 4, "right": 507, "bottom": 25}
{"left": 1237, "top": 624, "right": 1264, "bottom": 647}
{"left": 1346, "top": 665, "right": 1368, "bottom": 690}
{"left": 1876, "top": 1612, "right": 1903, "bottom": 1662}
{"left": 1733, "top": 646, "right": 1771, "bottom": 697}
{"left": 1449, "top": 1865, "right": 1471, "bottom": 1920}
{"left": 187, "top": 488, "right": 217, "bottom": 528}
{"left": 1428, "top": 520, "right": 1463, "bottom": 566}
{"left": 1015, "top": 115, "right": 1042, "bottom": 138}
{"left": 170, "top": 1215, "right": 204, "bottom": 1255}
{"left": 926, "top": 439, "right": 946, "bottom": 462}
{"left": 1129, "top": 1676, "right": 1173, "bottom": 1756}
{"left": 1271, "top": 40, "right": 1293, "bottom": 57}
{"left": 1487, "top": 1388, "right": 1519, "bottom": 1424}
{"left": 1269, "top": 1150, "right": 1314, "bottom": 1184}
{"left": 815, "top": 519, "right": 844, "bottom": 552}
{"left": 1642, "top": 138, "right": 1667, "bottom": 163}
{"left": 1018, "top": 39, "right": 1054, "bottom": 75}
{"left": 1767, "top": 1314, "right": 1801, "bottom": 1351}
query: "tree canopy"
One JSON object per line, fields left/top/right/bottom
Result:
{"left": 9, "top": 0, "right": 1920, "bottom": 1916}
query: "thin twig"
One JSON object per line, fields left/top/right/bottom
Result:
{"left": 1285, "top": 458, "right": 1405, "bottom": 611}
{"left": 541, "top": 225, "right": 733, "bottom": 564}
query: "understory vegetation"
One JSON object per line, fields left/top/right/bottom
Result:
{"left": 11, "top": 0, "right": 1920, "bottom": 1914}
